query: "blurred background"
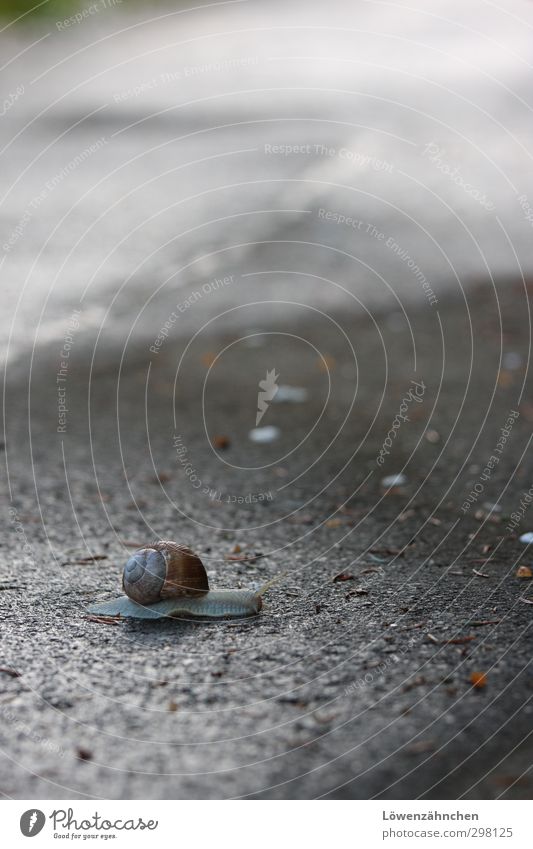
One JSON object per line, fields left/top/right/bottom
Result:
{"left": 1, "top": 0, "right": 533, "bottom": 370}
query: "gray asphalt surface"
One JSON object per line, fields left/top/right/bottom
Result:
{"left": 1, "top": 282, "right": 533, "bottom": 799}
{"left": 1, "top": 0, "right": 533, "bottom": 800}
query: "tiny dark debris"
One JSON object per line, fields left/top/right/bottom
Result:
{"left": 70, "top": 555, "right": 108, "bottom": 564}
{"left": 152, "top": 472, "right": 172, "bottom": 483}
{"left": 0, "top": 666, "right": 21, "bottom": 677}
{"left": 443, "top": 635, "right": 476, "bottom": 645}
{"left": 406, "top": 739, "right": 435, "bottom": 755}
{"left": 370, "top": 547, "right": 405, "bottom": 557}
{"left": 213, "top": 435, "right": 231, "bottom": 450}
{"left": 402, "top": 676, "right": 426, "bottom": 692}
{"left": 225, "top": 552, "right": 263, "bottom": 563}
{"left": 84, "top": 614, "right": 121, "bottom": 625}
{"left": 468, "top": 619, "right": 501, "bottom": 627}
{"left": 470, "top": 671, "right": 488, "bottom": 689}
{"left": 345, "top": 588, "right": 369, "bottom": 598}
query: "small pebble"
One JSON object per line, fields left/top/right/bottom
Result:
{"left": 381, "top": 473, "right": 407, "bottom": 487}
{"left": 483, "top": 502, "right": 502, "bottom": 513}
{"left": 273, "top": 385, "right": 308, "bottom": 403}
{"left": 519, "top": 532, "right": 533, "bottom": 544}
{"left": 249, "top": 426, "right": 280, "bottom": 443}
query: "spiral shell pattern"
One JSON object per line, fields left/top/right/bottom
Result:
{"left": 122, "top": 540, "right": 209, "bottom": 603}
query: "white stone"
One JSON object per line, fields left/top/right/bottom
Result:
{"left": 381, "top": 473, "right": 407, "bottom": 487}
{"left": 273, "top": 385, "right": 308, "bottom": 403}
{"left": 519, "top": 532, "right": 533, "bottom": 544}
{"left": 248, "top": 426, "right": 281, "bottom": 443}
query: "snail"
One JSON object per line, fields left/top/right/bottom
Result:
{"left": 87, "top": 540, "right": 270, "bottom": 620}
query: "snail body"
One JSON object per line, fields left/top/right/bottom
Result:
{"left": 89, "top": 588, "right": 262, "bottom": 620}
{"left": 88, "top": 540, "right": 263, "bottom": 620}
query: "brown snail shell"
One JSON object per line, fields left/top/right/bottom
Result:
{"left": 122, "top": 540, "right": 209, "bottom": 604}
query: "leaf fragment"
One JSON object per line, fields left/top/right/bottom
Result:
{"left": 470, "top": 671, "right": 487, "bottom": 689}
